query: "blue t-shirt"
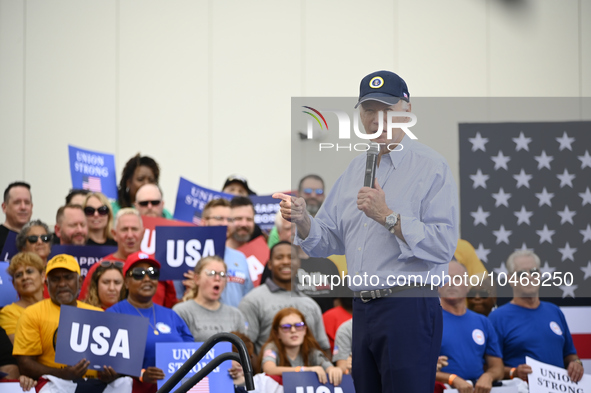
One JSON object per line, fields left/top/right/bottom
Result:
{"left": 107, "top": 300, "right": 194, "bottom": 368}
{"left": 489, "top": 301, "right": 576, "bottom": 368}
{"left": 440, "top": 309, "right": 502, "bottom": 381}
{"left": 220, "top": 248, "right": 254, "bottom": 308}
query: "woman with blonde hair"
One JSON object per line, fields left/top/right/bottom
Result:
{"left": 83, "top": 192, "right": 117, "bottom": 246}
{"left": 260, "top": 307, "right": 342, "bottom": 385}
{"left": 173, "top": 255, "right": 247, "bottom": 342}
{"left": 0, "top": 252, "right": 45, "bottom": 342}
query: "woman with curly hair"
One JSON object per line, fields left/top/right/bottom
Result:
{"left": 84, "top": 261, "right": 126, "bottom": 309}
{"left": 112, "top": 153, "right": 171, "bottom": 218}
{"left": 260, "top": 307, "right": 342, "bottom": 385}
{"left": 15, "top": 220, "right": 52, "bottom": 264}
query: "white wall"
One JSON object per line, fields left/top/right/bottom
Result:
{"left": 0, "top": 0, "right": 589, "bottom": 226}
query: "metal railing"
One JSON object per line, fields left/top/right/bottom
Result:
{"left": 156, "top": 332, "right": 255, "bottom": 393}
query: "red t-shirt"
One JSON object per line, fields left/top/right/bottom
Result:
{"left": 322, "top": 306, "right": 352, "bottom": 352}
{"left": 78, "top": 253, "right": 178, "bottom": 308}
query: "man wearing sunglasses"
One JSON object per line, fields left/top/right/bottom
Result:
{"left": 489, "top": 250, "right": 584, "bottom": 383}
{"left": 297, "top": 175, "right": 325, "bottom": 217}
{"left": 54, "top": 204, "right": 88, "bottom": 246}
{"left": 134, "top": 184, "right": 173, "bottom": 219}
{"left": 13, "top": 254, "right": 132, "bottom": 392}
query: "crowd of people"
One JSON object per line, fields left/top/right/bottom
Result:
{"left": 0, "top": 71, "right": 586, "bottom": 392}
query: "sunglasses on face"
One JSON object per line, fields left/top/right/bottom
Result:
{"left": 84, "top": 205, "right": 109, "bottom": 216}
{"left": 204, "top": 270, "right": 227, "bottom": 279}
{"left": 279, "top": 322, "right": 306, "bottom": 333}
{"left": 516, "top": 268, "right": 540, "bottom": 276}
{"left": 137, "top": 200, "right": 161, "bottom": 207}
{"left": 128, "top": 266, "right": 160, "bottom": 280}
{"left": 303, "top": 188, "right": 324, "bottom": 196}
{"left": 467, "top": 290, "right": 490, "bottom": 299}
{"left": 99, "top": 261, "right": 124, "bottom": 269}
{"left": 26, "top": 234, "right": 52, "bottom": 244}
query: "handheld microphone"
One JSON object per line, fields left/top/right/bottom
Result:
{"left": 364, "top": 144, "right": 380, "bottom": 188}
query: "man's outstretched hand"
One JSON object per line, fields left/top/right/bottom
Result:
{"left": 273, "top": 193, "right": 311, "bottom": 239}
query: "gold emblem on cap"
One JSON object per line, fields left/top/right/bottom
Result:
{"left": 369, "top": 76, "right": 384, "bottom": 89}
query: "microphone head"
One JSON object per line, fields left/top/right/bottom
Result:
{"left": 367, "top": 144, "right": 380, "bottom": 156}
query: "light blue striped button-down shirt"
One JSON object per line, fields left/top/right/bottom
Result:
{"left": 296, "top": 135, "right": 459, "bottom": 291}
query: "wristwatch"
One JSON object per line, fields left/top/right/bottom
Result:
{"left": 384, "top": 212, "right": 398, "bottom": 233}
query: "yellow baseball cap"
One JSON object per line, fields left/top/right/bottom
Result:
{"left": 46, "top": 254, "right": 81, "bottom": 275}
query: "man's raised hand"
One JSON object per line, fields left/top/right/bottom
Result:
{"left": 272, "top": 193, "right": 307, "bottom": 224}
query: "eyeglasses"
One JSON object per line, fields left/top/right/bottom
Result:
{"left": 99, "top": 261, "right": 124, "bottom": 269}
{"left": 84, "top": 205, "right": 109, "bottom": 216}
{"left": 26, "top": 234, "right": 52, "bottom": 244}
{"left": 467, "top": 289, "right": 490, "bottom": 299}
{"left": 516, "top": 268, "right": 540, "bottom": 276}
{"left": 204, "top": 270, "right": 227, "bottom": 279}
{"left": 137, "top": 200, "right": 161, "bottom": 207}
{"left": 303, "top": 188, "right": 324, "bottom": 196}
{"left": 279, "top": 322, "right": 306, "bottom": 333}
{"left": 129, "top": 267, "right": 160, "bottom": 280}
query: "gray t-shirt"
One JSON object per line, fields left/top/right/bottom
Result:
{"left": 261, "top": 342, "right": 333, "bottom": 370}
{"left": 332, "top": 319, "right": 352, "bottom": 362}
{"left": 238, "top": 281, "right": 330, "bottom": 354}
{"left": 172, "top": 300, "right": 246, "bottom": 342}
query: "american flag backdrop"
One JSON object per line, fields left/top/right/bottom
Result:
{"left": 459, "top": 121, "right": 591, "bottom": 305}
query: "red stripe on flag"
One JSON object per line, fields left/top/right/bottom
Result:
{"left": 572, "top": 334, "right": 591, "bottom": 359}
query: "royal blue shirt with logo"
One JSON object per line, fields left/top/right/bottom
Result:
{"left": 440, "top": 309, "right": 502, "bottom": 381}
{"left": 489, "top": 301, "right": 576, "bottom": 368}
{"left": 107, "top": 299, "right": 194, "bottom": 368}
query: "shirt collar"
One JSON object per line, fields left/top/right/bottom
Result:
{"left": 266, "top": 279, "right": 301, "bottom": 294}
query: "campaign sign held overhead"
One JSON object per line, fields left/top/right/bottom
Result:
{"left": 283, "top": 372, "right": 356, "bottom": 393}
{"left": 55, "top": 306, "right": 148, "bottom": 377}
{"left": 155, "top": 342, "right": 233, "bottom": 392}
{"left": 49, "top": 245, "right": 118, "bottom": 278}
{"left": 154, "top": 226, "right": 226, "bottom": 280}
{"left": 68, "top": 145, "right": 117, "bottom": 199}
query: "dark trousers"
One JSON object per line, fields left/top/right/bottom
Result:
{"left": 351, "top": 287, "right": 442, "bottom": 393}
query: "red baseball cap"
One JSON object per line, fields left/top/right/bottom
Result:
{"left": 123, "top": 251, "right": 161, "bottom": 277}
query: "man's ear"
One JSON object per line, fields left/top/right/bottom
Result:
{"left": 54, "top": 224, "right": 61, "bottom": 238}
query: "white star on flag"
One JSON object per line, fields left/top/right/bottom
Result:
{"left": 535, "top": 188, "right": 554, "bottom": 207}
{"left": 468, "top": 132, "right": 488, "bottom": 152}
{"left": 474, "top": 243, "right": 491, "bottom": 263}
{"left": 513, "top": 169, "right": 533, "bottom": 189}
{"left": 493, "top": 262, "right": 508, "bottom": 275}
{"left": 514, "top": 206, "right": 533, "bottom": 225}
{"left": 578, "top": 150, "right": 591, "bottom": 169}
{"left": 540, "top": 261, "right": 556, "bottom": 275}
{"left": 580, "top": 224, "right": 591, "bottom": 243}
{"left": 556, "top": 168, "right": 575, "bottom": 188}
{"left": 536, "top": 225, "right": 555, "bottom": 244}
{"left": 559, "top": 285, "right": 577, "bottom": 298}
{"left": 534, "top": 150, "right": 553, "bottom": 170}
{"left": 492, "top": 187, "right": 511, "bottom": 207}
{"left": 557, "top": 205, "right": 576, "bottom": 225}
{"left": 470, "top": 206, "right": 490, "bottom": 226}
{"left": 512, "top": 132, "right": 532, "bottom": 152}
{"left": 515, "top": 242, "right": 532, "bottom": 252}
{"left": 556, "top": 131, "right": 575, "bottom": 151}
{"left": 470, "top": 169, "right": 489, "bottom": 189}
{"left": 581, "top": 262, "right": 591, "bottom": 280}
{"left": 493, "top": 225, "right": 512, "bottom": 245}
{"left": 491, "top": 151, "right": 511, "bottom": 170}
{"left": 579, "top": 188, "right": 591, "bottom": 206}
{"left": 558, "top": 242, "right": 577, "bottom": 262}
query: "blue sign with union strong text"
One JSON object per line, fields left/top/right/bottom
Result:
{"left": 55, "top": 306, "right": 148, "bottom": 377}
{"left": 68, "top": 145, "right": 117, "bottom": 199}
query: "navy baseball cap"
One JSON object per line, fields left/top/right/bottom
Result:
{"left": 355, "top": 70, "right": 410, "bottom": 108}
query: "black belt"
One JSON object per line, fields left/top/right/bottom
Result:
{"left": 354, "top": 284, "right": 428, "bottom": 303}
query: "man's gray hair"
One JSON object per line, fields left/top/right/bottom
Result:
{"left": 506, "top": 250, "right": 541, "bottom": 274}
{"left": 114, "top": 207, "right": 142, "bottom": 229}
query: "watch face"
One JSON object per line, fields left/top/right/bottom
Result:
{"left": 386, "top": 214, "right": 397, "bottom": 227}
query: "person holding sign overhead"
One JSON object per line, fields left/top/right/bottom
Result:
{"left": 107, "top": 251, "right": 193, "bottom": 393}
{"left": 173, "top": 255, "right": 247, "bottom": 342}
{"left": 13, "top": 254, "right": 129, "bottom": 392}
